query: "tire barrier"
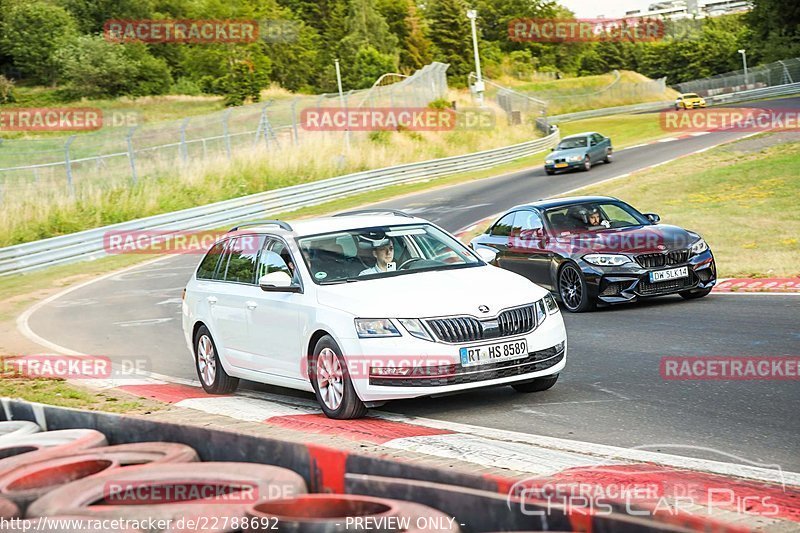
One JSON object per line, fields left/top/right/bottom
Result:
{"left": 0, "top": 400, "right": 741, "bottom": 533}
{"left": 0, "top": 495, "right": 18, "bottom": 518}
{"left": 0, "top": 442, "right": 198, "bottom": 513}
{"left": 0, "top": 430, "right": 108, "bottom": 476}
{"left": 27, "top": 462, "right": 308, "bottom": 527}
{"left": 0, "top": 422, "right": 41, "bottom": 440}
{"left": 245, "top": 494, "right": 461, "bottom": 532}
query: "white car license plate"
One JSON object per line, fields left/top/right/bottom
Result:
{"left": 460, "top": 339, "right": 528, "bottom": 367}
{"left": 650, "top": 266, "right": 689, "bottom": 283}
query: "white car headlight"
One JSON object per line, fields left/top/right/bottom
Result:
{"left": 355, "top": 318, "right": 400, "bottom": 338}
{"left": 398, "top": 318, "right": 433, "bottom": 341}
{"left": 545, "top": 159, "right": 554, "bottom": 165}
{"left": 566, "top": 155, "right": 584, "bottom": 162}
{"left": 690, "top": 238, "right": 708, "bottom": 255}
{"left": 535, "top": 299, "right": 547, "bottom": 324}
{"left": 544, "top": 293, "right": 559, "bottom": 314}
{"left": 583, "top": 253, "right": 631, "bottom": 267}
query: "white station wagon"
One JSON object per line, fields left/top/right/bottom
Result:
{"left": 182, "top": 211, "right": 567, "bottom": 419}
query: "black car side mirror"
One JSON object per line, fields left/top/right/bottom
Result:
{"left": 645, "top": 213, "right": 661, "bottom": 224}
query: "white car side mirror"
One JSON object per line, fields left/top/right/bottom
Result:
{"left": 475, "top": 247, "right": 498, "bottom": 264}
{"left": 259, "top": 271, "right": 301, "bottom": 292}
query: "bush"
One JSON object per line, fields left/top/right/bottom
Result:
{"left": 0, "top": 75, "right": 16, "bottom": 104}
{"left": 0, "top": 1, "right": 77, "bottom": 84}
{"left": 55, "top": 36, "right": 172, "bottom": 98}
{"left": 170, "top": 78, "right": 203, "bottom": 96}
{"left": 368, "top": 130, "right": 392, "bottom": 144}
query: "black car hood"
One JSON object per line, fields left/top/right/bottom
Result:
{"left": 550, "top": 224, "right": 699, "bottom": 254}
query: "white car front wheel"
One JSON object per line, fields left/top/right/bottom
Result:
{"left": 310, "top": 335, "right": 367, "bottom": 419}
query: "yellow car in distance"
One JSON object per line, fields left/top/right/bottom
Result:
{"left": 675, "top": 93, "right": 707, "bottom": 110}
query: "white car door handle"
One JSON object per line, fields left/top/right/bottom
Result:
{"left": 207, "top": 296, "right": 217, "bottom": 305}
{"left": 246, "top": 301, "right": 258, "bottom": 310}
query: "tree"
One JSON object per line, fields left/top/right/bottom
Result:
{"left": 378, "top": 0, "right": 432, "bottom": 72}
{"left": 0, "top": 1, "right": 77, "bottom": 84}
{"left": 345, "top": 45, "right": 397, "bottom": 88}
{"left": 425, "top": 0, "right": 473, "bottom": 82}
{"left": 336, "top": 0, "right": 399, "bottom": 88}
{"left": 747, "top": 0, "right": 800, "bottom": 62}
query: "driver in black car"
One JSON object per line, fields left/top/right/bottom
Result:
{"left": 358, "top": 238, "right": 395, "bottom": 276}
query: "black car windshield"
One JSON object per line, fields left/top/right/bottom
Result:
{"left": 296, "top": 224, "right": 482, "bottom": 284}
{"left": 545, "top": 201, "right": 651, "bottom": 234}
{"left": 556, "top": 137, "right": 588, "bottom": 150}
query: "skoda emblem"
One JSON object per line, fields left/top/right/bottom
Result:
{"left": 478, "top": 305, "right": 490, "bottom": 314}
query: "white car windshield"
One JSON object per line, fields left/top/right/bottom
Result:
{"left": 296, "top": 224, "right": 482, "bottom": 284}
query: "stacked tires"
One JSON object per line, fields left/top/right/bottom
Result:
{"left": 0, "top": 422, "right": 459, "bottom": 533}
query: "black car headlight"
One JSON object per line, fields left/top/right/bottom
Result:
{"left": 690, "top": 238, "right": 709, "bottom": 256}
{"left": 583, "top": 253, "right": 632, "bottom": 267}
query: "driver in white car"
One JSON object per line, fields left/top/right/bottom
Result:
{"left": 359, "top": 238, "right": 396, "bottom": 276}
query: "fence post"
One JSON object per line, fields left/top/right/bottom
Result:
{"left": 223, "top": 109, "right": 232, "bottom": 160}
{"left": 180, "top": 118, "right": 190, "bottom": 164}
{"left": 126, "top": 126, "right": 139, "bottom": 185}
{"left": 64, "top": 135, "right": 76, "bottom": 196}
{"left": 291, "top": 98, "right": 299, "bottom": 146}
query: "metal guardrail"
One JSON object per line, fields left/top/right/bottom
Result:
{"left": 547, "top": 81, "right": 800, "bottom": 124}
{"left": 0, "top": 131, "right": 560, "bottom": 276}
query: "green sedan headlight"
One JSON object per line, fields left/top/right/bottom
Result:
{"left": 545, "top": 159, "right": 554, "bottom": 165}
{"left": 566, "top": 155, "right": 584, "bottom": 162}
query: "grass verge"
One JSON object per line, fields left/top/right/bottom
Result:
{"left": 559, "top": 113, "right": 675, "bottom": 149}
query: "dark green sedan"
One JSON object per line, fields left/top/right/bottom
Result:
{"left": 544, "top": 132, "right": 613, "bottom": 175}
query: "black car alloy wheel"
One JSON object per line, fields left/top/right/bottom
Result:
{"left": 558, "top": 264, "right": 594, "bottom": 312}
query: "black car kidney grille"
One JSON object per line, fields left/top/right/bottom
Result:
{"left": 638, "top": 276, "right": 693, "bottom": 296}
{"left": 426, "top": 304, "right": 536, "bottom": 343}
{"left": 636, "top": 249, "right": 690, "bottom": 268}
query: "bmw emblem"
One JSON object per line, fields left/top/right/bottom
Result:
{"left": 478, "top": 305, "right": 490, "bottom": 313}
{"left": 657, "top": 244, "right": 666, "bottom": 250}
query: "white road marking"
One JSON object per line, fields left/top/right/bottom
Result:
{"left": 690, "top": 132, "right": 711, "bottom": 137}
{"left": 114, "top": 318, "right": 174, "bottom": 327}
{"left": 658, "top": 137, "right": 678, "bottom": 142}
{"left": 156, "top": 298, "right": 183, "bottom": 306}
{"left": 176, "top": 396, "right": 305, "bottom": 421}
{"left": 51, "top": 299, "right": 99, "bottom": 308}
{"left": 388, "top": 433, "right": 621, "bottom": 476}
